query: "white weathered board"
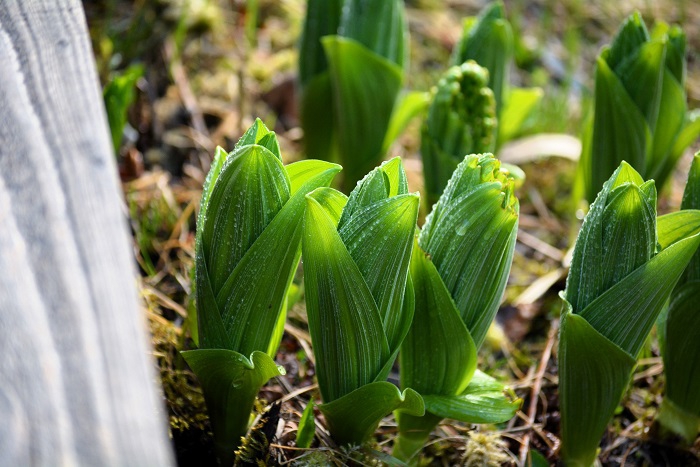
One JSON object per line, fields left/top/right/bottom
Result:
{"left": 0, "top": 1, "right": 174, "bottom": 464}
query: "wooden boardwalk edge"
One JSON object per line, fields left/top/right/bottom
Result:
{"left": 0, "top": 1, "right": 174, "bottom": 464}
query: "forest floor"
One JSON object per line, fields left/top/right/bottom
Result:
{"left": 85, "top": 0, "right": 700, "bottom": 465}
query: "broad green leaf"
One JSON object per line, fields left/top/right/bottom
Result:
{"left": 323, "top": 36, "right": 403, "bottom": 188}
{"left": 382, "top": 91, "right": 430, "bottom": 154}
{"left": 181, "top": 349, "right": 284, "bottom": 464}
{"left": 319, "top": 382, "right": 424, "bottom": 446}
{"left": 212, "top": 160, "right": 340, "bottom": 354}
{"left": 579, "top": 230, "right": 700, "bottom": 356}
{"left": 202, "top": 144, "right": 290, "bottom": 296}
{"left": 305, "top": 187, "right": 348, "bottom": 226}
{"left": 663, "top": 282, "right": 700, "bottom": 417}
{"left": 300, "top": 73, "right": 336, "bottom": 162}
{"left": 338, "top": 0, "right": 407, "bottom": 69}
{"left": 380, "top": 157, "right": 410, "bottom": 197}
{"left": 498, "top": 87, "right": 543, "bottom": 144}
{"left": 298, "top": 0, "right": 343, "bottom": 87}
{"left": 587, "top": 56, "right": 652, "bottom": 201}
{"left": 340, "top": 194, "right": 419, "bottom": 350}
{"left": 296, "top": 401, "right": 316, "bottom": 448}
{"left": 287, "top": 159, "right": 344, "bottom": 195}
{"left": 649, "top": 69, "right": 686, "bottom": 182}
{"left": 302, "top": 194, "right": 389, "bottom": 402}
{"left": 558, "top": 307, "right": 637, "bottom": 467}
{"left": 657, "top": 211, "right": 700, "bottom": 250}
{"left": 421, "top": 370, "right": 521, "bottom": 424}
{"left": 400, "top": 241, "right": 476, "bottom": 397}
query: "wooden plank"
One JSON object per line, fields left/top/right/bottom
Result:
{"left": 0, "top": 1, "right": 174, "bottom": 464}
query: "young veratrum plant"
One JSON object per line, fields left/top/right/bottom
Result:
{"left": 657, "top": 153, "right": 700, "bottom": 442}
{"left": 302, "top": 158, "right": 425, "bottom": 446}
{"left": 578, "top": 12, "right": 700, "bottom": 202}
{"left": 181, "top": 119, "right": 341, "bottom": 464}
{"left": 559, "top": 162, "right": 700, "bottom": 466}
{"left": 299, "top": 0, "right": 427, "bottom": 191}
{"left": 395, "top": 154, "right": 521, "bottom": 461}
{"left": 421, "top": 61, "right": 496, "bottom": 207}
{"left": 451, "top": 1, "right": 542, "bottom": 144}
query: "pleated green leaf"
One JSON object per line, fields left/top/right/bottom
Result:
{"left": 657, "top": 155, "right": 700, "bottom": 440}
{"left": 578, "top": 230, "right": 700, "bottom": 356}
{"left": 451, "top": 1, "right": 513, "bottom": 114}
{"left": 662, "top": 283, "right": 700, "bottom": 416}
{"left": 340, "top": 195, "right": 418, "bottom": 350}
{"left": 338, "top": 0, "right": 407, "bottom": 69}
{"left": 303, "top": 192, "right": 390, "bottom": 403}
{"left": 323, "top": 36, "right": 403, "bottom": 188}
{"left": 188, "top": 121, "right": 341, "bottom": 462}
{"left": 400, "top": 240, "right": 477, "bottom": 397}
{"left": 606, "top": 39, "right": 665, "bottom": 131}
{"left": 580, "top": 13, "right": 697, "bottom": 201}
{"left": 558, "top": 306, "right": 637, "bottom": 467}
{"left": 396, "top": 154, "right": 519, "bottom": 460}
{"left": 319, "top": 382, "right": 424, "bottom": 447}
{"left": 181, "top": 349, "right": 284, "bottom": 465}
{"left": 586, "top": 56, "right": 652, "bottom": 201}
{"left": 420, "top": 154, "right": 519, "bottom": 347}
{"left": 303, "top": 160, "right": 419, "bottom": 446}
{"left": 201, "top": 144, "right": 290, "bottom": 298}
{"left": 421, "top": 63, "right": 497, "bottom": 206}
{"left": 605, "top": 12, "right": 649, "bottom": 71}
{"left": 206, "top": 157, "right": 340, "bottom": 355}
{"left": 566, "top": 162, "right": 655, "bottom": 315}
{"left": 560, "top": 161, "right": 700, "bottom": 465}
{"left": 649, "top": 69, "right": 686, "bottom": 179}
{"left": 298, "top": 0, "right": 343, "bottom": 88}
{"left": 421, "top": 370, "right": 521, "bottom": 424}
{"left": 300, "top": 73, "right": 336, "bottom": 162}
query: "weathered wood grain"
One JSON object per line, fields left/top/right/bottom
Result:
{"left": 0, "top": 1, "right": 173, "bottom": 464}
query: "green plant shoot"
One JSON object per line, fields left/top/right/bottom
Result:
{"left": 395, "top": 154, "right": 522, "bottom": 461}
{"left": 103, "top": 64, "right": 143, "bottom": 154}
{"left": 657, "top": 153, "right": 700, "bottom": 442}
{"left": 302, "top": 158, "right": 425, "bottom": 446}
{"left": 421, "top": 61, "right": 497, "bottom": 207}
{"left": 181, "top": 119, "right": 341, "bottom": 464}
{"left": 451, "top": 1, "right": 542, "bottom": 144}
{"left": 559, "top": 161, "right": 700, "bottom": 466}
{"left": 299, "top": 0, "right": 428, "bottom": 191}
{"left": 578, "top": 13, "right": 700, "bottom": 203}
